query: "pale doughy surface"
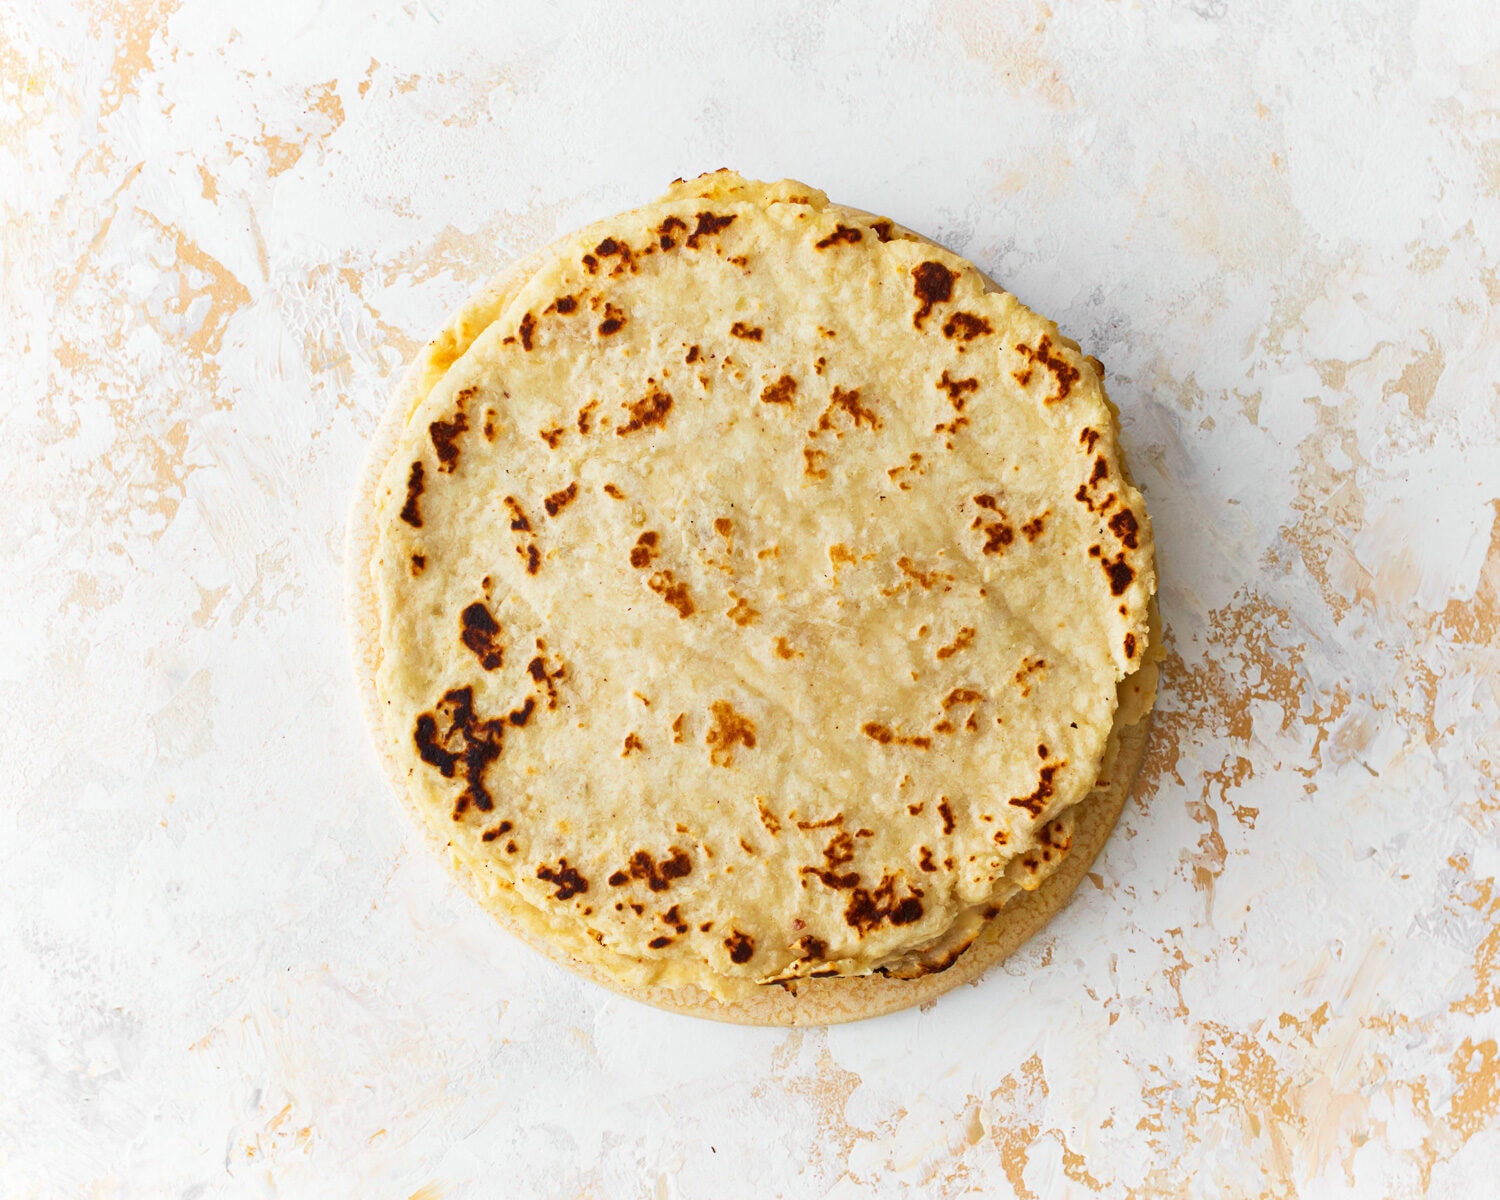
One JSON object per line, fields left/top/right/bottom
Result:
{"left": 349, "top": 172, "right": 1157, "bottom": 1013}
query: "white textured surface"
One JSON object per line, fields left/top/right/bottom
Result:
{"left": 3, "top": 2, "right": 1499, "bottom": 1196}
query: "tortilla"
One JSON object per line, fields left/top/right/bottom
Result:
{"left": 347, "top": 171, "right": 1158, "bottom": 1023}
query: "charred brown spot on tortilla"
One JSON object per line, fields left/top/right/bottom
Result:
{"left": 657, "top": 215, "right": 687, "bottom": 249}
{"left": 936, "top": 626, "right": 975, "bottom": 660}
{"left": 517, "top": 312, "right": 537, "bottom": 351}
{"left": 602, "top": 483, "right": 624, "bottom": 500}
{"left": 1109, "top": 508, "right": 1140, "bottom": 550}
{"left": 936, "top": 798, "right": 956, "bottom": 835}
{"left": 685, "top": 344, "right": 701, "bottom": 363}
{"left": 581, "top": 253, "right": 598, "bottom": 274}
{"left": 539, "top": 425, "right": 566, "bottom": 449}
{"left": 813, "top": 386, "right": 880, "bottom": 435}
{"left": 661, "top": 905, "right": 688, "bottom": 933}
{"left": 796, "top": 935, "right": 829, "bottom": 962}
{"left": 597, "top": 302, "right": 627, "bottom": 337}
{"left": 800, "top": 831, "right": 859, "bottom": 889}
{"left": 629, "top": 531, "right": 660, "bottom": 568}
{"left": 979, "top": 518, "right": 1015, "bottom": 554}
{"left": 526, "top": 652, "right": 564, "bottom": 709}
{"left": 729, "top": 321, "right": 763, "bottom": 341}
{"left": 399, "top": 461, "right": 425, "bottom": 527}
{"left": 536, "top": 859, "right": 588, "bottom": 900}
{"left": 551, "top": 295, "right": 578, "bottom": 315}
{"left": 725, "top": 594, "right": 759, "bottom": 626}
{"left": 845, "top": 875, "right": 924, "bottom": 935}
{"left": 942, "top": 313, "right": 992, "bottom": 342}
{"left": 918, "top": 847, "right": 937, "bottom": 871}
{"left": 760, "top": 375, "right": 797, "bottom": 405}
{"left": 412, "top": 686, "right": 507, "bottom": 817}
{"left": 647, "top": 569, "right": 694, "bottom": 617}
{"left": 617, "top": 383, "right": 673, "bottom": 436}
{"left": 647, "top": 935, "right": 672, "bottom": 949}
{"left": 773, "top": 636, "right": 802, "bottom": 659}
{"left": 409, "top": 553, "right": 425, "bottom": 575}
{"left": 1021, "top": 513, "right": 1048, "bottom": 542}
{"left": 943, "top": 688, "right": 983, "bottom": 709}
{"left": 886, "top": 453, "right": 927, "bottom": 493}
{"left": 803, "top": 447, "right": 828, "bottom": 479}
{"left": 814, "top": 356, "right": 826, "bottom": 375}
{"left": 1100, "top": 551, "right": 1136, "bottom": 595}
{"left": 936, "top": 370, "right": 979, "bottom": 406}
{"left": 1080, "top": 426, "right": 1101, "bottom": 451}
{"left": 428, "top": 393, "right": 471, "bottom": 472}
{"left": 705, "top": 700, "right": 756, "bottom": 766}
{"left": 889, "top": 556, "right": 952, "bottom": 593}
{"left": 609, "top": 847, "right": 692, "bottom": 892}
{"left": 870, "top": 219, "right": 894, "bottom": 242}
{"left": 1124, "top": 632, "right": 1138, "bottom": 659}
{"left": 593, "top": 236, "right": 635, "bottom": 276}
{"left": 672, "top": 713, "right": 685, "bottom": 743}
{"left": 622, "top": 732, "right": 644, "bottom": 757}
{"left": 481, "top": 820, "right": 513, "bottom": 843}
{"left": 934, "top": 412, "right": 970, "bottom": 447}
{"left": 815, "top": 224, "right": 862, "bottom": 249}
{"left": 1009, "top": 762, "right": 1064, "bottom": 818}
{"left": 504, "top": 498, "right": 531, "bottom": 531}
{"left": 543, "top": 481, "right": 579, "bottom": 517}
{"left": 1013, "top": 335, "right": 1080, "bottom": 404}
{"left": 861, "top": 722, "right": 932, "bottom": 749}
{"left": 723, "top": 931, "right": 755, "bottom": 963}
{"left": 911, "top": 261, "right": 957, "bottom": 329}
{"left": 459, "top": 601, "right": 504, "bottom": 670}
{"left": 507, "top": 697, "right": 535, "bottom": 727}
{"left": 576, "top": 401, "right": 597, "bottom": 434}
{"left": 1014, "top": 656, "right": 1046, "bottom": 698}
{"left": 1074, "top": 458, "right": 1118, "bottom": 513}
{"left": 518, "top": 543, "right": 541, "bottom": 574}
{"left": 685, "top": 211, "right": 735, "bottom": 248}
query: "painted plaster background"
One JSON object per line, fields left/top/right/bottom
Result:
{"left": 3, "top": 1, "right": 1499, "bottom": 1196}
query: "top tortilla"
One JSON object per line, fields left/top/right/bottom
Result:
{"left": 358, "top": 172, "right": 1156, "bottom": 1002}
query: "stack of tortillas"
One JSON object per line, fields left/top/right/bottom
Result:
{"left": 347, "top": 171, "right": 1159, "bottom": 1025}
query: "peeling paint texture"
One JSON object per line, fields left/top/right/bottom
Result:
{"left": 3, "top": 1, "right": 1499, "bottom": 1196}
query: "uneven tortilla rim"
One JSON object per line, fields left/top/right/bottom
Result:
{"left": 345, "top": 208, "right": 1156, "bottom": 1027}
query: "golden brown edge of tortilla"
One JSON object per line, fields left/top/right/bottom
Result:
{"left": 344, "top": 199, "right": 1158, "bottom": 1027}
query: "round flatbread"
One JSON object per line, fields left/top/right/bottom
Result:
{"left": 347, "top": 172, "right": 1158, "bottom": 1024}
